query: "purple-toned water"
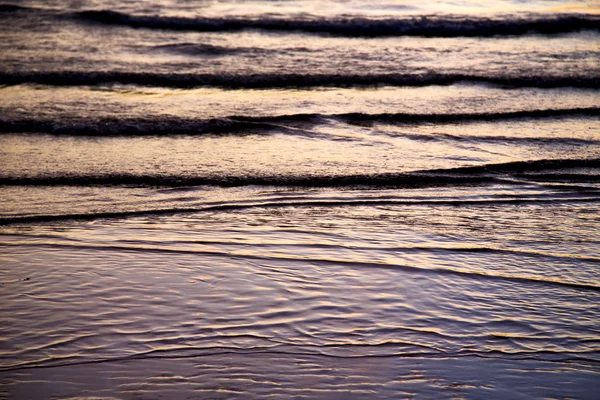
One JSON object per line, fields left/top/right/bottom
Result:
{"left": 0, "top": 0, "right": 599, "bottom": 398}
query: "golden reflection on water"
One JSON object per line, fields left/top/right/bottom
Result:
{"left": 547, "top": 2, "right": 600, "bottom": 14}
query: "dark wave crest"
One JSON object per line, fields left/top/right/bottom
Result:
{"left": 1, "top": 158, "right": 598, "bottom": 188}
{"left": 337, "top": 108, "right": 600, "bottom": 124}
{"left": 150, "top": 42, "right": 268, "bottom": 56}
{"left": 430, "top": 158, "right": 600, "bottom": 175}
{"left": 0, "top": 172, "right": 498, "bottom": 188}
{"left": 0, "top": 4, "right": 30, "bottom": 12}
{"left": 0, "top": 116, "right": 281, "bottom": 136}
{"left": 399, "top": 133, "right": 600, "bottom": 146}
{"left": 1, "top": 71, "right": 598, "bottom": 89}
{"left": 72, "top": 10, "right": 600, "bottom": 37}
{"left": 0, "top": 108, "right": 597, "bottom": 136}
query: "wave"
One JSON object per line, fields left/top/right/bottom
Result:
{"left": 0, "top": 116, "right": 282, "bottom": 136}
{"left": 336, "top": 108, "right": 600, "bottom": 124}
{"left": 0, "top": 158, "right": 598, "bottom": 189}
{"left": 399, "top": 133, "right": 600, "bottom": 146}
{"left": 71, "top": 10, "right": 600, "bottom": 38}
{"left": 2, "top": 344, "right": 596, "bottom": 373}
{"left": 4, "top": 5, "right": 600, "bottom": 40}
{"left": 149, "top": 42, "right": 269, "bottom": 56}
{"left": 430, "top": 158, "right": 600, "bottom": 174}
{"left": 1, "top": 194, "right": 599, "bottom": 226}
{"left": 1, "top": 71, "right": 598, "bottom": 89}
{"left": 0, "top": 173, "right": 501, "bottom": 188}
{"left": 0, "top": 4, "right": 29, "bottom": 12}
{"left": 1, "top": 108, "right": 597, "bottom": 136}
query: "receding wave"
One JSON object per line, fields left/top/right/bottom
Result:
{"left": 1, "top": 241, "right": 598, "bottom": 293}
{"left": 72, "top": 10, "right": 600, "bottom": 37}
{"left": 1, "top": 194, "right": 599, "bottom": 227}
{"left": 1, "top": 71, "right": 598, "bottom": 89}
{"left": 0, "top": 108, "right": 597, "bottom": 136}
{"left": 2, "top": 344, "right": 596, "bottom": 373}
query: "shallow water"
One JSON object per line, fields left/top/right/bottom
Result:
{"left": 0, "top": 0, "right": 599, "bottom": 398}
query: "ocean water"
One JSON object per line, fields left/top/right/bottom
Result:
{"left": 0, "top": 0, "right": 599, "bottom": 398}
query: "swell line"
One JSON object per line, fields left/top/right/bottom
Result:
{"left": 0, "top": 108, "right": 597, "bottom": 136}
{"left": 72, "top": 10, "right": 600, "bottom": 38}
{"left": 0, "top": 4, "right": 28, "bottom": 12}
{"left": 1, "top": 158, "right": 598, "bottom": 188}
{"left": 400, "top": 133, "right": 600, "bottom": 146}
{"left": 0, "top": 116, "right": 281, "bottom": 136}
{"left": 0, "top": 173, "right": 502, "bottom": 188}
{"left": 428, "top": 157, "right": 600, "bottom": 174}
{"left": 1, "top": 241, "right": 598, "bottom": 293}
{"left": 337, "top": 108, "right": 600, "bottom": 124}
{"left": 1, "top": 71, "right": 598, "bottom": 89}
{"left": 1, "top": 346, "right": 596, "bottom": 374}
{"left": 4, "top": 5, "right": 600, "bottom": 38}
{"left": 114, "top": 239, "right": 600, "bottom": 263}
{"left": 1, "top": 196, "right": 599, "bottom": 226}
{"left": 3, "top": 239, "right": 599, "bottom": 268}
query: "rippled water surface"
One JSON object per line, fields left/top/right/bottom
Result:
{"left": 0, "top": 0, "right": 599, "bottom": 398}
